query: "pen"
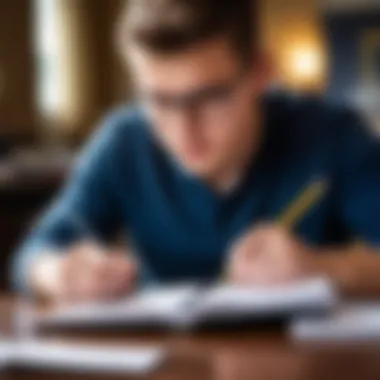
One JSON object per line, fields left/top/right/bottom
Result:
{"left": 69, "top": 213, "right": 105, "bottom": 256}
{"left": 70, "top": 214, "right": 139, "bottom": 268}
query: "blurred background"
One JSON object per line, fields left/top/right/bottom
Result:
{"left": 0, "top": 0, "right": 378, "bottom": 290}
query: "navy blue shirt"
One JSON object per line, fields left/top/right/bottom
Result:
{"left": 12, "top": 94, "right": 380, "bottom": 291}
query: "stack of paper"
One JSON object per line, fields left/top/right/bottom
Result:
{"left": 40, "top": 284, "right": 200, "bottom": 328}
{"left": 290, "top": 303, "right": 380, "bottom": 342}
{"left": 0, "top": 340, "right": 165, "bottom": 374}
{"left": 39, "top": 277, "right": 337, "bottom": 330}
{"left": 193, "top": 276, "right": 336, "bottom": 321}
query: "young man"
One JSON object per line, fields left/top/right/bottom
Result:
{"left": 12, "top": 0, "right": 380, "bottom": 302}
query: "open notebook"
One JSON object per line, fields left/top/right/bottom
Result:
{"left": 38, "top": 277, "right": 337, "bottom": 331}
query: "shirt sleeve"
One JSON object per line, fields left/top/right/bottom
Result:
{"left": 11, "top": 111, "right": 127, "bottom": 294}
{"left": 336, "top": 109, "right": 380, "bottom": 247}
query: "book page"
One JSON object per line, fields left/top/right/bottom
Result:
{"left": 194, "top": 277, "right": 336, "bottom": 320}
{"left": 39, "top": 284, "right": 200, "bottom": 327}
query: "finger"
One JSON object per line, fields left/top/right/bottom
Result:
{"left": 230, "top": 252, "right": 258, "bottom": 285}
{"left": 228, "top": 236, "right": 263, "bottom": 284}
{"left": 87, "top": 258, "right": 134, "bottom": 299}
{"left": 106, "top": 257, "right": 136, "bottom": 295}
{"left": 57, "top": 256, "right": 76, "bottom": 302}
{"left": 71, "top": 242, "right": 104, "bottom": 263}
{"left": 61, "top": 246, "right": 105, "bottom": 302}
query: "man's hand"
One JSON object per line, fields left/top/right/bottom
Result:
{"left": 30, "top": 243, "right": 137, "bottom": 304}
{"left": 227, "top": 225, "right": 316, "bottom": 285}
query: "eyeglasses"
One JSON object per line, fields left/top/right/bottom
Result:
{"left": 139, "top": 69, "right": 249, "bottom": 119}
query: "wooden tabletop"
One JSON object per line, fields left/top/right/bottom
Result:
{"left": 1, "top": 296, "right": 380, "bottom": 380}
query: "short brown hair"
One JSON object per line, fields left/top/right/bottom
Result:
{"left": 118, "top": 0, "right": 257, "bottom": 62}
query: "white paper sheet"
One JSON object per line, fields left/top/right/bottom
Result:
{"left": 0, "top": 340, "right": 166, "bottom": 374}
{"left": 40, "top": 284, "right": 200, "bottom": 327}
{"left": 290, "top": 303, "right": 380, "bottom": 342}
{"left": 39, "top": 277, "right": 337, "bottom": 329}
{"left": 193, "top": 276, "right": 337, "bottom": 320}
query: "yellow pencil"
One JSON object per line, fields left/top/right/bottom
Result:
{"left": 221, "top": 179, "right": 328, "bottom": 282}
{"left": 277, "top": 179, "right": 328, "bottom": 230}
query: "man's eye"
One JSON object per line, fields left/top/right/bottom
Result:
{"left": 204, "top": 88, "right": 233, "bottom": 104}
{"left": 148, "top": 96, "right": 174, "bottom": 109}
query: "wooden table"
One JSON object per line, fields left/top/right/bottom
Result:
{"left": 1, "top": 296, "right": 380, "bottom": 380}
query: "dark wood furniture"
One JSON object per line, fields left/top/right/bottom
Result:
{"left": 0, "top": 165, "right": 66, "bottom": 290}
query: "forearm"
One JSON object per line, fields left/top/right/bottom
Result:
{"left": 311, "top": 244, "right": 380, "bottom": 297}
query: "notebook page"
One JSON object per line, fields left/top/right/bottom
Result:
{"left": 193, "top": 276, "right": 337, "bottom": 320}
{"left": 40, "top": 284, "right": 200, "bottom": 327}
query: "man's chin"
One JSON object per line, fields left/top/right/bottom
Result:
{"left": 180, "top": 160, "right": 218, "bottom": 180}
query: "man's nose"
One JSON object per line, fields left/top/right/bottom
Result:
{"left": 170, "top": 105, "right": 200, "bottom": 134}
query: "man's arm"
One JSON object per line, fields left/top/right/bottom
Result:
{"left": 311, "top": 244, "right": 380, "bottom": 297}
{"left": 227, "top": 226, "right": 380, "bottom": 297}
{"left": 11, "top": 111, "right": 133, "bottom": 300}
{"left": 228, "top": 110, "right": 380, "bottom": 296}
{"left": 316, "top": 110, "right": 380, "bottom": 296}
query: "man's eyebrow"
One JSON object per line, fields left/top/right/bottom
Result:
{"left": 148, "top": 79, "right": 236, "bottom": 100}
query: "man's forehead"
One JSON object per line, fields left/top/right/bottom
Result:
{"left": 127, "top": 38, "right": 243, "bottom": 88}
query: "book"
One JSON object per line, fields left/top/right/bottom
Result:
{"left": 38, "top": 277, "right": 337, "bottom": 331}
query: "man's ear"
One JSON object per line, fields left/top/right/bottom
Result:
{"left": 250, "top": 51, "right": 274, "bottom": 92}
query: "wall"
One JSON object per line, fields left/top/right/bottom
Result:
{"left": 0, "top": 1, "right": 36, "bottom": 139}
{"left": 54, "top": 0, "right": 126, "bottom": 139}
{"left": 325, "top": 11, "right": 380, "bottom": 102}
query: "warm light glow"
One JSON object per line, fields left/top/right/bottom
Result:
{"left": 34, "top": 0, "right": 60, "bottom": 118}
{"left": 288, "top": 46, "right": 323, "bottom": 82}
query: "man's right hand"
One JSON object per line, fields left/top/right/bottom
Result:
{"left": 30, "top": 243, "right": 137, "bottom": 304}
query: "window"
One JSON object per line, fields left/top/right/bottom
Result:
{"left": 34, "top": 0, "right": 60, "bottom": 119}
